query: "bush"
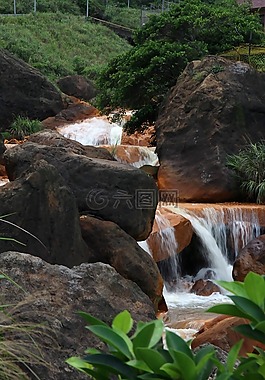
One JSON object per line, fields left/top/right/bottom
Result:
{"left": 66, "top": 272, "right": 265, "bottom": 379}
{"left": 227, "top": 141, "right": 265, "bottom": 203}
{"left": 8, "top": 116, "right": 43, "bottom": 140}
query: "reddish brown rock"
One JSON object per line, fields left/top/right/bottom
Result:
{"left": 57, "top": 75, "right": 97, "bottom": 102}
{"left": 147, "top": 208, "right": 193, "bottom": 262}
{"left": 192, "top": 315, "right": 265, "bottom": 356}
{"left": 191, "top": 279, "right": 221, "bottom": 296}
{"left": 102, "top": 144, "right": 158, "bottom": 167}
{"left": 122, "top": 126, "right": 155, "bottom": 146}
{"left": 233, "top": 234, "right": 265, "bottom": 281}
{"left": 42, "top": 96, "right": 99, "bottom": 129}
{"left": 156, "top": 56, "right": 265, "bottom": 202}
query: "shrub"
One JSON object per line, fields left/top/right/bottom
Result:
{"left": 66, "top": 272, "right": 265, "bottom": 379}
{"left": 8, "top": 116, "right": 43, "bottom": 140}
{"left": 227, "top": 141, "right": 265, "bottom": 203}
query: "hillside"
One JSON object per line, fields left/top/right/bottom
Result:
{"left": 0, "top": 13, "right": 131, "bottom": 81}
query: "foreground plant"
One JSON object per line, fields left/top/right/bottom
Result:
{"left": 8, "top": 116, "right": 43, "bottom": 140}
{"left": 67, "top": 272, "right": 265, "bottom": 379}
{"left": 227, "top": 141, "right": 265, "bottom": 203}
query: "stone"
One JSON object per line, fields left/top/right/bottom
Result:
{"left": 0, "top": 251, "right": 156, "bottom": 380}
{"left": 0, "top": 49, "right": 63, "bottom": 130}
{"left": 147, "top": 208, "right": 193, "bottom": 262}
{"left": 79, "top": 215, "right": 164, "bottom": 306}
{"left": 57, "top": 75, "right": 97, "bottom": 102}
{"left": 102, "top": 144, "right": 158, "bottom": 167}
{"left": 42, "top": 96, "right": 99, "bottom": 129}
{"left": 28, "top": 129, "right": 114, "bottom": 160}
{"left": 156, "top": 56, "right": 265, "bottom": 202}
{"left": 4, "top": 142, "right": 158, "bottom": 240}
{"left": 191, "top": 315, "right": 265, "bottom": 357}
{"left": 0, "top": 159, "right": 90, "bottom": 267}
{"left": 121, "top": 126, "right": 155, "bottom": 146}
{"left": 190, "top": 279, "right": 221, "bottom": 296}
{"left": 233, "top": 234, "right": 265, "bottom": 281}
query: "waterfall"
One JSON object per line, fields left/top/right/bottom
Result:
{"left": 130, "top": 147, "right": 158, "bottom": 168}
{"left": 167, "top": 207, "right": 233, "bottom": 282}
{"left": 147, "top": 209, "right": 181, "bottom": 290}
{"left": 200, "top": 207, "right": 260, "bottom": 260}
{"left": 57, "top": 117, "right": 123, "bottom": 146}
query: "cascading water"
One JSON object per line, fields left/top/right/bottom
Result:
{"left": 57, "top": 117, "right": 123, "bottom": 146}
{"left": 169, "top": 207, "right": 233, "bottom": 282}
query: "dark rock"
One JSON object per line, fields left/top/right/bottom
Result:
{"left": 0, "top": 159, "right": 90, "bottom": 267}
{"left": 57, "top": 75, "right": 97, "bottom": 102}
{"left": 233, "top": 234, "right": 265, "bottom": 281}
{"left": 80, "top": 215, "right": 163, "bottom": 306}
{"left": 156, "top": 56, "right": 265, "bottom": 202}
{"left": 28, "top": 129, "right": 115, "bottom": 160}
{"left": 0, "top": 49, "right": 63, "bottom": 130}
{"left": 4, "top": 142, "right": 158, "bottom": 240}
{"left": 0, "top": 252, "right": 156, "bottom": 380}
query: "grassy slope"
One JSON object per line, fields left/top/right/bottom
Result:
{"left": 0, "top": 13, "right": 131, "bottom": 81}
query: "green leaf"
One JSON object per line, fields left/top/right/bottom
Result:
{"left": 83, "top": 353, "right": 137, "bottom": 379}
{"left": 255, "top": 321, "right": 265, "bottom": 333}
{"left": 132, "top": 319, "right": 164, "bottom": 352}
{"left": 160, "top": 363, "right": 180, "bottom": 378}
{"left": 230, "top": 296, "right": 265, "bottom": 322}
{"left": 226, "top": 340, "right": 243, "bottom": 372}
{"left": 168, "top": 351, "right": 196, "bottom": 380}
{"left": 112, "top": 310, "right": 133, "bottom": 334}
{"left": 234, "top": 324, "right": 265, "bottom": 345}
{"left": 87, "top": 325, "right": 133, "bottom": 359}
{"left": 78, "top": 311, "right": 107, "bottom": 327}
{"left": 135, "top": 348, "right": 167, "bottom": 373}
{"left": 208, "top": 303, "right": 255, "bottom": 320}
{"left": 127, "top": 359, "right": 153, "bottom": 373}
{"left": 166, "top": 330, "right": 193, "bottom": 359}
{"left": 244, "top": 272, "right": 265, "bottom": 309}
{"left": 216, "top": 280, "right": 248, "bottom": 297}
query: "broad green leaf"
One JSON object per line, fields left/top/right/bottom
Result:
{"left": 139, "top": 373, "right": 169, "bottom": 380}
{"left": 83, "top": 353, "right": 137, "bottom": 379}
{"left": 135, "top": 348, "right": 167, "bottom": 373}
{"left": 132, "top": 319, "right": 163, "bottom": 352}
{"left": 112, "top": 310, "right": 133, "bottom": 334}
{"left": 255, "top": 321, "right": 265, "bottom": 333}
{"left": 207, "top": 304, "right": 251, "bottom": 319}
{"left": 166, "top": 330, "right": 193, "bottom": 359}
{"left": 127, "top": 359, "right": 152, "bottom": 372}
{"left": 230, "top": 296, "right": 265, "bottom": 322}
{"left": 168, "top": 351, "right": 196, "bottom": 380}
{"left": 66, "top": 356, "right": 93, "bottom": 371}
{"left": 234, "top": 324, "right": 265, "bottom": 345}
{"left": 87, "top": 325, "right": 133, "bottom": 359}
{"left": 84, "top": 348, "right": 101, "bottom": 354}
{"left": 195, "top": 347, "right": 215, "bottom": 380}
{"left": 195, "top": 345, "right": 215, "bottom": 365}
{"left": 78, "top": 311, "right": 107, "bottom": 327}
{"left": 160, "top": 363, "right": 180, "bottom": 378}
{"left": 216, "top": 280, "right": 248, "bottom": 297}
{"left": 215, "top": 373, "right": 233, "bottom": 380}
{"left": 258, "top": 362, "right": 265, "bottom": 377}
{"left": 244, "top": 272, "right": 265, "bottom": 309}
{"left": 226, "top": 340, "right": 243, "bottom": 372}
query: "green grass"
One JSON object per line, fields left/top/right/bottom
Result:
{"left": 0, "top": 13, "right": 131, "bottom": 81}
{"left": 104, "top": 5, "right": 141, "bottom": 29}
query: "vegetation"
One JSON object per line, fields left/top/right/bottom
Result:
{"left": 227, "top": 142, "right": 265, "bottom": 204}
{"left": 104, "top": 5, "right": 141, "bottom": 29}
{"left": 95, "top": 0, "right": 264, "bottom": 133}
{"left": 67, "top": 272, "right": 265, "bottom": 379}
{"left": 0, "top": 13, "right": 130, "bottom": 81}
{"left": 8, "top": 116, "right": 43, "bottom": 140}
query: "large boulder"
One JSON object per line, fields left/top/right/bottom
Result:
{"left": 0, "top": 49, "right": 63, "bottom": 130}
{"left": 80, "top": 215, "right": 163, "bottom": 306}
{"left": 28, "top": 129, "right": 114, "bottom": 160}
{"left": 4, "top": 142, "right": 158, "bottom": 240}
{"left": 0, "top": 252, "right": 156, "bottom": 380}
{"left": 156, "top": 56, "right": 265, "bottom": 202}
{"left": 57, "top": 75, "right": 97, "bottom": 102}
{"left": 233, "top": 234, "right": 265, "bottom": 281}
{"left": 0, "top": 159, "right": 90, "bottom": 267}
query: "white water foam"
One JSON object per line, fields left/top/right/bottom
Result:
{"left": 57, "top": 117, "right": 123, "bottom": 146}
